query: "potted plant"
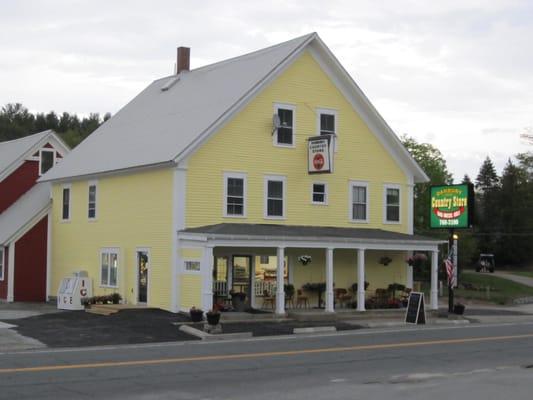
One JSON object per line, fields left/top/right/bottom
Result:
{"left": 406, "top": 253, "right": 428, "bottom": 267}
{"left": 351, "top": 281, "right": 370, "bottom": 293}
{"left": 453, "top": 303, "right": 466, "bottom": 315}
{"left": 111, "top": 293, "right": 122, "bottom": 304}
{"left": 379, "top": 256, "right": 392, "bottom": 266}
{"left": 298, "top": 255, "right": 312, "bottom": 265}
{"left": 230, "top": 290, "right": 247, "bottom": 311}
{"left": 189, "top": 306, "right": 204, "bottom": 322}
{"left": 206, "top": 308, "right": 221, "bottom": 325}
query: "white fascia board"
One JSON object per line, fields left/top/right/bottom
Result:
{"left": 39, "top": 160, "right": 176, "bottom": 184}
{"left": 177, "top": 232, "right": 444, "bottom": 251}
{"left": 172, "top": 34, "right": 317, "bottom": 165}
{"left": 4, "top": 204, "right": 51, "bottom": 246}
{"left": 307, "top": 38, "right": 429, "bottom": 184}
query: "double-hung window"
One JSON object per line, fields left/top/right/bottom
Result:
{"left": 39, "top": 149, "right": 55, "bottom": 175}
{"left": 317, "top": 109, "right": 337, "bottom": 151}
{"left": 350, "top": 181, "right": 368, "bottom": 222}
{"left": 224, "top": 173, "right": 246, "bottom": 217}
{"left": 0, "top": 248, "right": 4, "bottom": 281}
{"left": 274, "top": 104, "right": 295, "bottom": 147}
{"left": 265, "top": 176, "right": 286, "bottom": 218}
{"left": 384, "top": 185, "right": 401, "bottom": 223}
{"left": 312, "top": 183, "right": 327, "bottom": 205}
{"left": 88, "top": 181, "right": 97, "bottom": 220}
{"left": 101, "top": 248, "right": 119, "bottom": 287}
{"left": 62, "top": 185, "right": 71, "bottom": 221}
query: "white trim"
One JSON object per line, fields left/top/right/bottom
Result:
{"left": 61, "top": 183, "right": 71, "bottom": 222}
{"left": 0, "top": 247, "right": 4, "bottom": 282}
{"left": 383, "top": 184, "right": 401, "bottom": 225}
{"left": 223, "top": 171, "right": 248, "bottom": 218}
{"left": 311, "top": 181, "right": 328, "bottom": 205}
{"left": 0, "top": 130, "right": 70, "bottom": 183}
{"left": 38, "top": 148, "right": 56, "bottom": 176}
{"left": 7, "top": 241, "right": 15, "bottom": 302}
{"left": 46, "top": 210, "right": 52, "bottom": 299}
{"left": 316, "top": 108, "right": 338, "bottom": 152}
{"left": 349, "top": 180, "right": 369, "bottom": 223}
{"left": 202, "top": 246, "right": 214, "bottom": 311}
{"left": 99, "top": 247, "right": 120, "bottom": 289}
{"left": 135, "top": 247, "right": 151, "bottom": 305}
{"left": 273, "top": 103, "right": 296, "bottom": 148}
{"left": 306, "top": 41, "right": 428, "bottom": 183}
{"left": 407, "top": 180, "right": 414, "bottom": 234}
{"left": 264, "top": 175, "right": 287, "bottom": 220}
{"left": 87, "top": 180, "right": 98, "bottom": 221}
{"left": 172, "top": 165, "right": 187, "bottom": 312}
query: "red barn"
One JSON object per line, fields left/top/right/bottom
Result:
{"left": 0, "top": 130, "right": 69, "bottom": 302}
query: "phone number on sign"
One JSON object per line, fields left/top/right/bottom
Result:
{"left": 439, "top": 219, "right": 459, "bottom": 226}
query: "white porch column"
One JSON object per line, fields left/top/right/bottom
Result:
{"left": 7, "top": 241, "right": 15, "bottom": 302}
{"left": 357, "top": 248, "right": 365, "bottom": 311}
{"left": 202, "top": 245, "right": 214, "bottom": 311}
{"left": 325, "top": 247, "right": 334, "bottom": 313}
{"left": 406, "top": 250, "right": 414, "bottom": 290}
{"left": 275, "top": 247, "right": 285, "bottom": 315}
{"left": 431, "top": 249, "right": 439, "bottom": 310}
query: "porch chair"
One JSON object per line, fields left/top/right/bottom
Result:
{"left": 262, "top": 290, "right": 275, "bottom": 309}
{"left": 334, "top": 288, "right": 352, "bottom": 308}
{"left": 296, "top": 289, "right": 309, "bottom": 308}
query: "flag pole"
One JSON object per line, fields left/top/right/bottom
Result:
{"left": 448, "top": 228, "right": 454, "bottom": 313}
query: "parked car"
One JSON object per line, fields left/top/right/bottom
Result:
{"left": 475, "top": 254, "right": 495, "bottom": 273}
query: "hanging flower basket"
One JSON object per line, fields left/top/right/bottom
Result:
{"left": 298, "top": 255, "right": 312, "bottom": 265}
{"left": 379, "top": 256, "right": 392, "bottom": 266}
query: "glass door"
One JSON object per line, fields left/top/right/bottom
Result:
{"left": 137, "top": 251, "right": 149, "bottom": 303}
{"left": 232, "top": 255, "right": 252, "bottom": 305}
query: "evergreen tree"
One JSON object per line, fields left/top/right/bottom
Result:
{"left": 476, "top": 156, "right": 499, "bottom": 192}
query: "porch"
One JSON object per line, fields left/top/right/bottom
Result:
{"left": 176, "top": 223, "right": 444, "bottom": 315}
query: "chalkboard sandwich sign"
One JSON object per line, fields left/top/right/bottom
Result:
{"left": 405, "top": 292, "right": 426, "bottom": 324}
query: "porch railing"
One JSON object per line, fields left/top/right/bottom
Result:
{"left": 213, "top": 280, "right": 228, "bottom": 296}
{"left": 254, "top": 280, "right": 277, "bottom": 297}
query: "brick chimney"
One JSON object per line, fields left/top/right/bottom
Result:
{"left": 177, "top": 47, "right": 190, "bottom": 74}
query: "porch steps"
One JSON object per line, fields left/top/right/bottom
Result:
{"left": 85, "top": 303, "right": 143, "bottom": 316}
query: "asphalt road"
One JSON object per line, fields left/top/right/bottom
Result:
{"left": 1, "top": 322, "right": 533, "bottom": 399}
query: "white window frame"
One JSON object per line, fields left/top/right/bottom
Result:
{"left": 223, "top": 172, "right": 247, "bottom": 218}
{"left": 264, "top": 175, "right": 287, "bottom": 219}
{"left": 316, "top": 108, "right": 338, "bottom": 152}
{"left": 100, "top": 248, "right": 120, "bottom": 288}
{"left": 0, "top": 247, "right": 4, "bottom": 281}
{"left": 183, "top": 259, "right": 202, "bottom": 274}
{"left": 39, "top": 148, "right": 56, "bottom": 176}
{"left": 273, "top": 103, "right": 296, "bottom": 148}
{"left": 61, "top": 184, "right": 71, "bottom": 222}
{"left": 383, "top": 184, "right": 401, "bottom": 224}
{"left": 349, "top": 180, "right": 369, "bottom": 223}
{"left": 88, "top": 180, "right": 98, "bottom": 221}
{"left": 311, "top": 182, "right": 328, "bottom": 205}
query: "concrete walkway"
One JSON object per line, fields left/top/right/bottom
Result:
{"left": 493, "top": 271, "right": 533, "bottom": 287}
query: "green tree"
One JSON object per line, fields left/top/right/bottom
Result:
{"left": 401, "top": 135, "right": 453, "bottom": 232}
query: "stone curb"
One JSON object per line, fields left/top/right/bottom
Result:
{"left": 178, "top": 324, "right": 252, "bottom": 341}
{"left": 293, "top": 326, "right": 337, "bottom": 334}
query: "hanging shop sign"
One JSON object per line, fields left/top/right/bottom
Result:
{"left": 308, "top": 135, "right": 333, "bottom": 174}
{"left": 430, "top": 184, "right": 474, "bottom": 229}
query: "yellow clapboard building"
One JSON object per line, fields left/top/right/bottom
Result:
{"left": 41, "top": 33, "right": 442, "bottom": 314}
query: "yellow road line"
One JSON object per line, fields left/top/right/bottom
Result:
{"left": 2, "top": 333, "right": 533, "bottom": 374}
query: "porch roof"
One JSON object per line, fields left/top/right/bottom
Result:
{"left": 179, "top": 223, "right": 444, "bottom": 250}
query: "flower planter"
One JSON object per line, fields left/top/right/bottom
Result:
{"left": 206, "top": 312, "right": 221, "bottom": 326}
{"left": 190, "top": 310, "right": 204, "bottom": 322}
{"left": 453, "top": 304, "right": 465, "bottom": 315}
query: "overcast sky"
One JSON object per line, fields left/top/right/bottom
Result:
{"left": 1, "top": 0, "right": 531, "bottom": 180}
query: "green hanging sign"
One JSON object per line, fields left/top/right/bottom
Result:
{"left": 430, "top": 184, "right": 473, "bottom": 229}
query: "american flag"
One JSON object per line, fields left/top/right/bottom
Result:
{"left": 445, "top": 247, "right": 456, "bottom": 287}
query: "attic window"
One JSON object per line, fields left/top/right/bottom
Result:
{"left": 39, "top": 149, "right": 55, "bottom": 175}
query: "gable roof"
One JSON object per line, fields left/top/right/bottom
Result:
{"left": 0, "top": 130, "right": 70, "bottom": 182}
{"left": 0, "top": 182, "right": 51, "bottom": 245}
{"left": 41, "top": 33, "right": 428, "bottom": 183}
